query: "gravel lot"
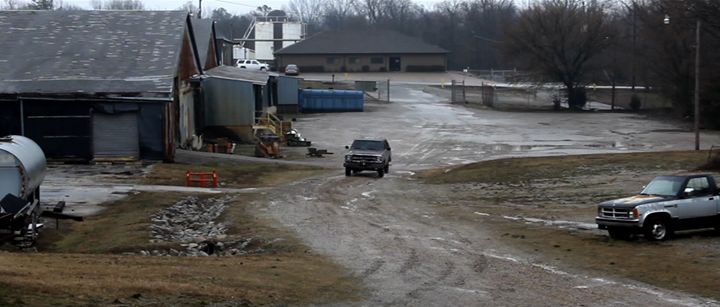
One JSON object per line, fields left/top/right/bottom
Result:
{"left": 253, "top": 82, "right": 720, "bottom": 305}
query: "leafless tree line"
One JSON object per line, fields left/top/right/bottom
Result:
{"left": 1, "top": 0, "right": 718, "bottom": 121}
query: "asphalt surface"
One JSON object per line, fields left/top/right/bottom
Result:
{"left": 255, "top": 84, "right": 720, "bottom": 306}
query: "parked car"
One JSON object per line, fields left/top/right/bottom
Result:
{"left": 236, "top": 59, "right": 269, "bottom": 71}
{"left": 596, "top": 174, "right": 720, "bottom": 241}
{"left": 284, "top": 64, "right": 299, "bottom": 76}
{"left": 344, "top": 138, "right": 391, "bottom": 178}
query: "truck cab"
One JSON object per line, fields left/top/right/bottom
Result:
{"left": 596, "top": 174, "right": 720, "bottom": 240}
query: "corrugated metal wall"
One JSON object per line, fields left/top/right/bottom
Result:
{"left": 92, "top": 112, "right": 139, "bottom": 159}
{"left": 203, "top": 77, "right": 256, "bottom": 126}
{"left": 278, "top": 76, "right": 299, "bottom": 105}
{"left": 23, "top": 100, "right": 92, "bottom": 160}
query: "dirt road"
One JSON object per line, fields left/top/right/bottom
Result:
{"left": 255, "top": 84, "right": 720, "bottom": 305}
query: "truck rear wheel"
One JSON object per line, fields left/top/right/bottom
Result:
{"left": 643, "top": 216, "right": 672, "bottom": 241}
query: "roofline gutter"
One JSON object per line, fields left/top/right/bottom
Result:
{"left": 16, "top": 95, "right": 173, "bottom": 102}
{"left": 274, "top": 52, "right": 450, "bottom": 56}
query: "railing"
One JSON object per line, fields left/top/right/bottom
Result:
{"left": 254, "top": 112, "right": 282, "bottom": 137}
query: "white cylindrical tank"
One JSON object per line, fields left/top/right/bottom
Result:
{"left": 0, "top": 136, "right": 46, "bottom": 201}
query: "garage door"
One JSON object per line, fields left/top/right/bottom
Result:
{"left": 92, "top": 112, "right": 139, "bottom": 159}
{"left": 23, "top": 100, "right": 92, "bottom": 160}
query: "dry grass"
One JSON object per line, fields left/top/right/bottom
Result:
{"left": 144, "top": 161, "right": 327, "bottom": 188}
{"left": 0, "top": 252, "right": 362, "bottom": 306}
{"left": 40, "top": 192, "right": 183, "bottom": 253}
{"left": 21, "top": 191, "right": 364, "bottom": 306}
{"left": 420, "top": 151, "right": 709, "bottom": 184}
{"left": 423, "top": 151, "right": 720, "bottom": 299}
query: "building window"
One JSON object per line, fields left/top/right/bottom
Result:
{"left": 371, "top": 57, "right": 384, "bottom": 64}
{"left": 326, "top": 57, "right": 336, "bottom": 64}
{"left": 348, "top": 57, "right": 359, "bottom": 64}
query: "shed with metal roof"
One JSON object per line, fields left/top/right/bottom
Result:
{"left": 274, "top": 29, "right": 449, "bottom": 73}
{"left": 0, "top": 10, "right": 213, "bottom": 161}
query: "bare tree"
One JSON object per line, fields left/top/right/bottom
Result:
{"left": 90, "top": 0, "right": 144, "bottom": 10}
{"left": 28, "top": 0, "right": 53, "bottom": 10}
{"left": 256, "top": 5, "right": 272, "bottom": 16}
{"left": 179, "top": 1, "right": 199, "bottom": 16}
{"left": 288, "top": 0, "right": 324, "bottom": 26}
{"left": 55, "top": 0, "right": 84, "bottom": 10}
{"left": 504, "top": 0, "right": 613, "bottom": 108}
{"left": 354, "top": 0, "right": 384, "bottom": 23}
{"left": 2, "top": 0, "right": 19, "bottom": 9}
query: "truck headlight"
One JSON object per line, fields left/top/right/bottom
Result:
{"left": 345, "top": 155, "right": 351, "bottom": 162}
{"left": 375, "top": 156, "right": 384, "bottom": 162}
{"left": 631, "top": 208, "right": 640, "bottom": 219}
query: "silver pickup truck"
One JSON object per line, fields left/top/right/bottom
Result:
{"left": 596, "top": 174, "right": 720, "bottom": 241}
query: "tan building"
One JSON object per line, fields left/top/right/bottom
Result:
{"left": 274, "top": 30, "right": 448, "bottom": 73}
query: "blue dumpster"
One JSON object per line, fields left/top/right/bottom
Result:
{"left": 298, "top": 89, "right": 364, "bottom": 113}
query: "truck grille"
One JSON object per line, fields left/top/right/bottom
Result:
{"left": 351, "top": 155, "right": 378, "bottom": 163}
{"left": 599, "top": 207, "right": 632, "bottom": 219}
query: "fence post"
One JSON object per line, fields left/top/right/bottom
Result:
{"left": 451, "top": 80, "right": 456, "bottom": 103}
{"left": 462, "top": 80, "right": 466, "bottom": 103}
{"left": 387, "top": 79, "right": 391, "bottom": 102}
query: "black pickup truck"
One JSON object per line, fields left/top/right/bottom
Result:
{"left": 596, "top": 174, "right": 720, "bottom": 240}
{"left": 343, "top": 139, "right": 392, "bottom": 178}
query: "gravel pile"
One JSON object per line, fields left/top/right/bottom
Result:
{"left": 139, "top": 195, "right": 260, "bottom": 257}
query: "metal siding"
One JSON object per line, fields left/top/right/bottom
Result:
{"left": 278, "top": 77, "right": 299, "bottom": 105}
{"left": 0, "top": 101, "right": 21, "bottom": 136}
{"left": 138, "top": 104, "right": 165, "bottom": 160}
{"left": 282, "top": 23, "right": 303, "bottom": 48}
{"left": 203, "top": 78, "right": 255, "bottom": 126}
{"left": 255, "top": 22, "right": 274, "bottom": 61}
{"left": 178, "top": 81, "right": 195, "bottom": 146}
{"left": 92, "top": 112, "right": 139, "bottom": 159}
{"left": 23, "top": 100, "right": 92, "bottom": 160}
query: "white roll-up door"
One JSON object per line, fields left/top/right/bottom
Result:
{"left": 92, "top": 113, "right": 139, "bottom": 159}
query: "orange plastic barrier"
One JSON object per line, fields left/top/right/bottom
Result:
{"left": 185, "top": 170, "right": 219, "bottom": 188}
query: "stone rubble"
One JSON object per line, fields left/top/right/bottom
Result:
{"left": 139, "top": 195, "right": 261, "bottom": 257}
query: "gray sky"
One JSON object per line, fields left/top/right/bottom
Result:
{"left": 57, "top": 0, "right": 448, "bottom": 16}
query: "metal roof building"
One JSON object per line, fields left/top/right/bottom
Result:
{"left": 0, "top": 10, "right": 212, "bottom": 161}
{"left": 274, "top": 29, "right": 449, "bottom": 73}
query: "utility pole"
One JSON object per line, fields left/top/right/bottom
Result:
{"left": 198, "top": 0, "right": 202, "bottom": 19}
{"left": 694, "top": 20, "right": 701, "bottom": 151}
{"left": 631, "top": 0, "right": 637, "bottom": 91}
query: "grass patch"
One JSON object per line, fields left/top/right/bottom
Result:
{"left": 476, "top": 215, "right": 720, "bottom": 300}
{"left": 24, "top": 191, "right": 364, "bottom": 306}
{"left": 420, "top": 151, "right": 709, "bottom": 184}
{"left": 145, "top": 161, "right": 327, "bottom": 188}
{"left": 40, "top": 192, "right": 186, "bottom": 253}
{"left": 422, "top": 150, "right": 720, "bottom": 299}
{"left": 0, "top": 252, "right": 362, "bottom": 306}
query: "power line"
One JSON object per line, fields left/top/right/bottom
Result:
{"left": 210, "top": 0, "right": 256, "bottom": 8}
